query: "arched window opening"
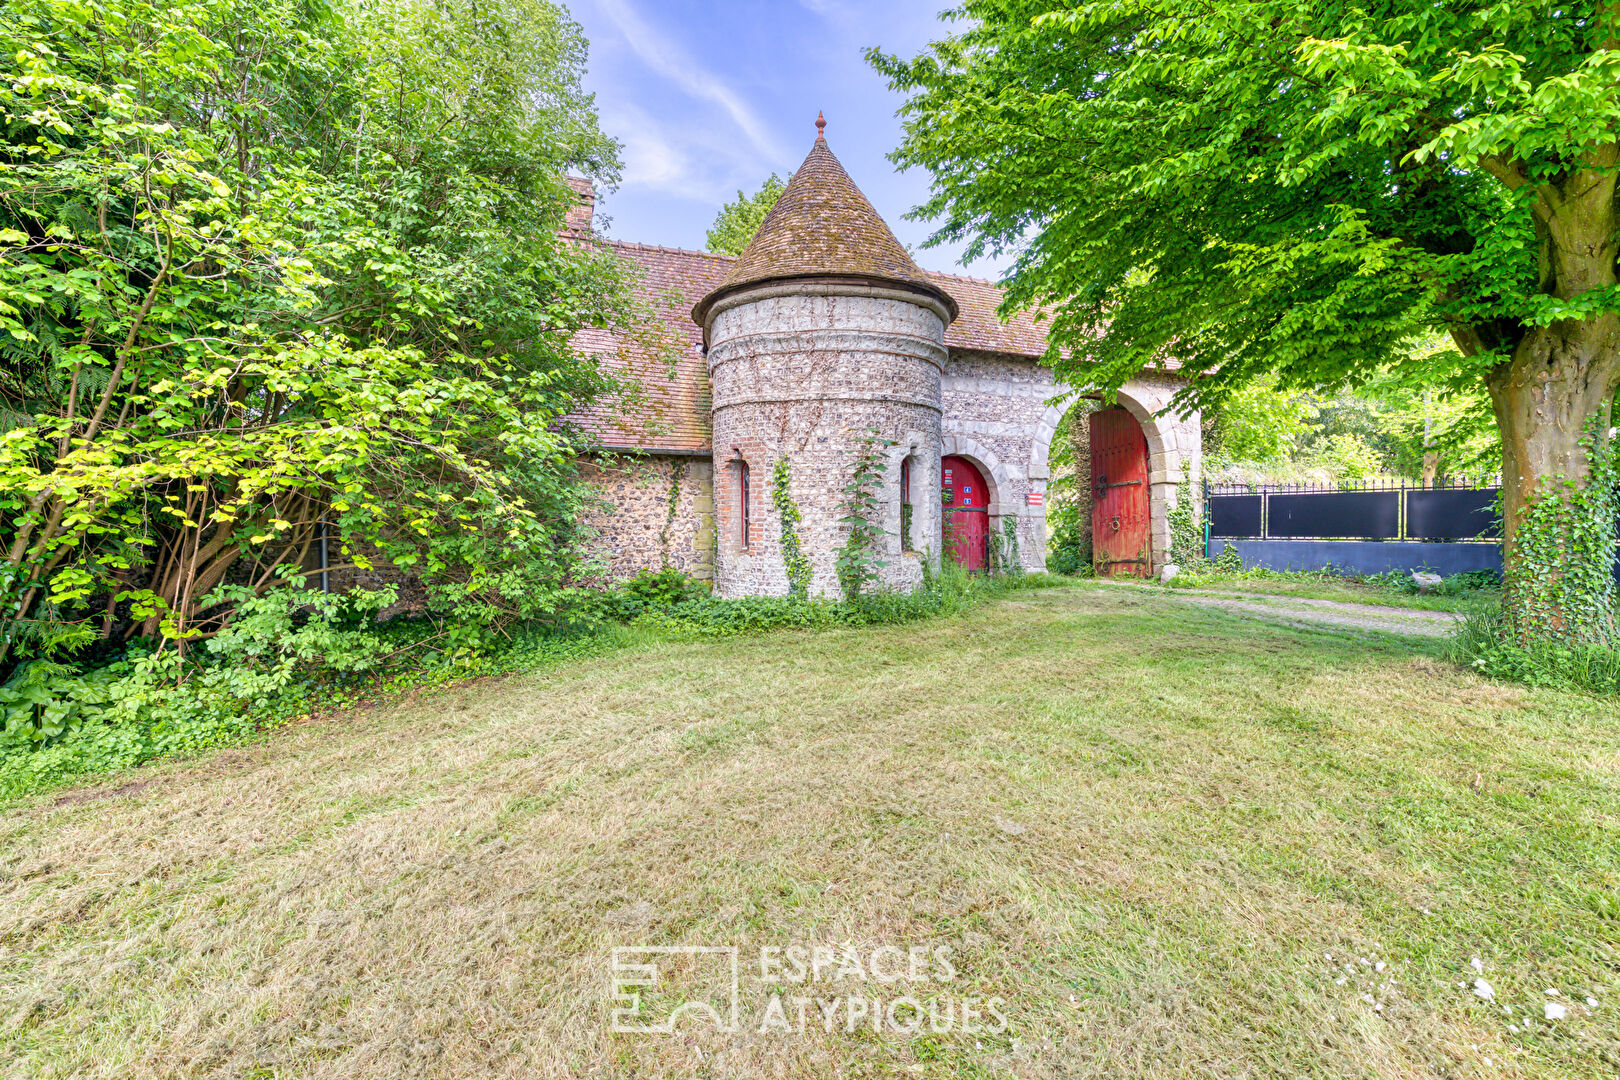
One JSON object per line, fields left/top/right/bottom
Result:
{"left": 899, "top": 456, "right": 913, "bottom": 552}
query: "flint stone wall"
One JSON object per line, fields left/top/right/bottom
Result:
{"left": 707, "top": 287, "right": 947, "bottom": 598}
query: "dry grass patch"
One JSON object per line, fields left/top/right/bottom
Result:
{"left": 1, "top": 587, "right": 1616, "bottom": 1079}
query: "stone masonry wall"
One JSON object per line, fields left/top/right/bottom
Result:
{"left": 707, "top": 286, "right": 947, "bottom": 598}
{"left": 942, "top": 352, "right": 1200, "bottom": 573}
{"left": 577, "top": 454, "right": 716, "bottom": 583}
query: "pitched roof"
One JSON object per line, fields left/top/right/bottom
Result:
{"left": 566, "top": 240, "right": 1066, "bottom": 455}
{"left": 692, "top": 133, "right": 957, "bottom": 327}
{"left": 567, "top": 242, "right": 729, "bottom": 453}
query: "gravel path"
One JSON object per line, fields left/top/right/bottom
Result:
{"left": 1094, "top": 581, "right": 1463, "bottom": 639}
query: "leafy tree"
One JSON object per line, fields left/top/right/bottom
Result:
{"left": 705, "top": 174, "right": 786, "bottom": 256}
{"left": 0, "top": 0, "right": 633, "bottom": 669}
{"left": 1208, "top": 378, "right": 1319, "bottom": 465}
{"left": 873, "top": 1, "right": 1620, "bottom": 641}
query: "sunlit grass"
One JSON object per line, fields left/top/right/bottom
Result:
{"left": 1, "top": 587, "right": 1613, "bottom": 1079}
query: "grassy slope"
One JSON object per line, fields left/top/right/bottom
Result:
{"left": 1, "top": 588, "right": 1615, "bottom": 1079}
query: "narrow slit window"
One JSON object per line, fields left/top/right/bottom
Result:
{"left": 739, "top": 461, "right": 750, "bottom": 548}
{"left": 900, "top": 456, "right": 913, "bottom": 552}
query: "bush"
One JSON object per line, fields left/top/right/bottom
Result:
{"left": 1447, "top": 602, "right": 1620, "bottom": 696}
{"left": 0, "top": 580, "right": 624, "bottom": 799}
{"left": 589, "top": 568, "right": 711, "bottom": 621}
{"left": 612, "top": 564, "right": 1065, "bottom": 638}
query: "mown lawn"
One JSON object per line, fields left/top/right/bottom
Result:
{"left": 2, "top": 586, "right": 1616, "bottom": 1079}
{"left": 1166, "top": 572, "right": 1498, "bottom": 612}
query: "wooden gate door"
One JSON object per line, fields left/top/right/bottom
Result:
{"left": 941, "top": 455, "right": 989, "bottom": 570}
{"left": 1090, "top": 408, "right": 1151, "bottom": 578}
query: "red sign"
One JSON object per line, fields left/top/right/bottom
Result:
{"left": 1027, "top": 491, "right": 1044, "bottom": 506}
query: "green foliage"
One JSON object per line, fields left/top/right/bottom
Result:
{"left": 1316, "top": 433, "right": 1384, "bottom": 480}
{"left": 0, "top": 581, "right": 627, "bottom": 798}
{"left": 704, "top": 174, "right": 787, "bottom": 256}
{"left": 772, "top": 457, "right": 813, "bottom": 598}
{"left": 871, "top": 0, "right": 1620, "bottom": 641}
{"left": 1167, "top": 479, "right": 1205, "bottom": 569}
{"left": 587, "top": 567, "right": 709, "bottom": 622}
{"left": 1213, "top": 543, "right": 1244, "bottom": 574}
{"left": 1210, "top": 378, "right": 1319, "bottom": 465}
{"left": 658, "top": 461, "right": 686, "bottom": 566}
{"left": 0, "top": 0, "right": 633, "bottom": 669}
{"left": 990, "top": 516, "right": 1023, "bottom": 576}
{"left": 900, "top": 502, "right": 914, "bottom": 553}
{"left": 1501, "top": 420, "right": 1618, "bottom": 646}
{"left": 835, "top": 429, "right": 893, "bottom": 599}
{"left": 1448, "top": 602, "right": 1620, "bottom": 697}
{"left": 1045, "top": 400, "right": 1094, "bottom": 571}
{"left": 627, "top": 566, "right": 1066, "bottom": 638}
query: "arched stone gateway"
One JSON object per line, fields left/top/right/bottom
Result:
{"left": 1021, "top": 377, "right": 1202, "bottom": 572}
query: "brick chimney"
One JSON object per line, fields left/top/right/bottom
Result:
{"left": 564, "top": 176, "right": 595, "bottom": 235}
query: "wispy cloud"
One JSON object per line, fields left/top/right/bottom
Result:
{"left": 605, "top": 102, "right": 736, "bottom": 204}
{"left": 591, "top": 0, "right": 788, "bottom": 166}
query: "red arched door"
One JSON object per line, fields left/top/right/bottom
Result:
{"left": 941, "top": 456, "right": 990, "bottom": 570}
{"left": 1090, "top": 407, "right": 1151, "bottom": 578}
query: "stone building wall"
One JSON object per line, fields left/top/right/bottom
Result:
{"left": 707, "top": 285, "right": 947, "bottom": 598}
{"left": 577, "top": 454, "right": 716, "bottom": 583}
{"left": 941, "top": 352, "right": 1200, "bottom": 573}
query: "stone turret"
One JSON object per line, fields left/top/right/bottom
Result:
{"left": 694, "top": 118, "right": 957, "bottom": 598}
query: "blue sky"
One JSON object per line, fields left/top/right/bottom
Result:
{"left": 567, "top": 0, "right": 1011, "bottom": 279}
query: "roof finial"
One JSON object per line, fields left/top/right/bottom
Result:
{"left": 815, "top": 111, "right": 826, "bottom": 140}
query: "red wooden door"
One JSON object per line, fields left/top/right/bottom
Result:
{"left": 941, "top": 456, "right": 990, "bottom": 570}
{"left": 1090, "top": 408, "right": 1151, "bottom": 578}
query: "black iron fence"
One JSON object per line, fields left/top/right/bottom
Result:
{"left": 1205, "top": 477, "right": 1503, "bottom": 542}
{"left": 1203, "top": 476, "right": 1620, "bottom": 583}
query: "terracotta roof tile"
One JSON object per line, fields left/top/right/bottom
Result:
{"left": 692, "top": 134, "right": 956, "bottom": 326}
{"left": 570, "top": 242, "right": 1068, "bottom": 454}
{"left": 567, "top": 241, "right": 729, "bottom": 454}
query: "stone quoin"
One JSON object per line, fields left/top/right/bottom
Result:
{"left": 565, "top": 117, "right": 1202, "bottom": 596}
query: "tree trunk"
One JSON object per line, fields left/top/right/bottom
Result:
{"left": 1486, "top": 318, "right": 1620, "bottom": 644}
{"left": 1479, "top": 161, "right": 1620, "bottom": 642}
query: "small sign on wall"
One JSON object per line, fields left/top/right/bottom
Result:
{"left": 1027, "top": 492, "right": 1044, "bottom": 506}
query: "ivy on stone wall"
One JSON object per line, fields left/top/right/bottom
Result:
{"left": 658, "top": 460, "right": 686, "bottom": 567}
{"left": 772, "top": 457, "right": 813, "bottom": 599}
{"left": 1503, "top": 418, "right": 1618, "bottom": 646}
{"left": 1167, "top": 474, "right": 1205, "bottom": 569}
{"left": 991, "top": 516, "right": 1023, "bottom": 576}
{"left": 836, "top": 429, "right": 894, "bottom": 599}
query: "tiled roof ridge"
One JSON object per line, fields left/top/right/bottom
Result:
{"left": 603, "top": 236, "right": 1006, "bottom": 291}
{"left": 925, "top": 268, "right": 1005, "bottom": 288}
{"left": 604, "top": 238, "right": 737, "bottom": 264}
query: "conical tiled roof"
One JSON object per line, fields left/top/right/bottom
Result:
{"left": 692, "top": 128, "right": 958, "bottom": 328}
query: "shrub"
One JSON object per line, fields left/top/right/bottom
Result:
{"left": 590, "top": 568, "right": 710, "bottom": 621}
{"left": 0, "top": 578, "right": 622, "bottom": 799}
{"left": 1447, "top": 601, "right": 1620, "bottom": 696}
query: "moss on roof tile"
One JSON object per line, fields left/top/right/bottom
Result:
{"left": 692, "top": 134, "right": 957, "bottom": 326}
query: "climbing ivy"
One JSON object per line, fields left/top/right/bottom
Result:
{"left": 658, "top": 460, "right": 687, "bottom": 567}
{"left": 836, "top": 429, "right": 894, "bottom": 599}
{"left": 1167, "top": 474, "right": 1206, "bottom": 569}
{"left": 990, "top": 516, "right": 1023, "bottom": 576}
{"left": 772, "top": 457, "right": 813, "bottom": 599}
{"left": 1502, "top": 418, "right": 1618, "bottom": 647}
